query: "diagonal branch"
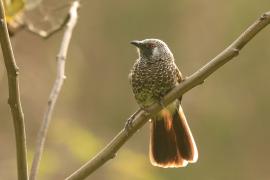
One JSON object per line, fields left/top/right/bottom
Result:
{"left": 0, "top": 0, "right": 28, "bottom": 180}
{"left": 29, "top": 1, "right": 80, "bottom": 180}
{"left": 65, "top": 11, "right": 270, "bottom": 180}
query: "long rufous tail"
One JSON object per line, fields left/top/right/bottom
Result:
{"left": 149, "top": 103, "right": 198, "bottom": 168}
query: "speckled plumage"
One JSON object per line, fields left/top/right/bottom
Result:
{"left": 129, "top": 39, "right": 198, "bottom": 168}
{"left": 129, "top": 39, "right": 182, "bottom": 107}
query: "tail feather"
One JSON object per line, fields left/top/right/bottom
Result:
{"left": 173, "top": 105, "right": 198, "bottom": 163}
{"left": 149, "top": 103, "right": 198, "bottom": 168}
{"left": 149, "top": 111, "right": 187, "bottom": 168}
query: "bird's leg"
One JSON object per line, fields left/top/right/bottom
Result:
{"left": 182, "top": 76, "right": 187, "bottom": 82}
{"left": 125, "top": 105, "right": 151, "bottom": 130}
{"left": 125, "top": 109, "right": 140, "bottom": 130}
{"left": 156, "top": 95, "right": 166, "bottom": 109}
{"left": 125, "top": 95, "right": 167, "bottom": 130}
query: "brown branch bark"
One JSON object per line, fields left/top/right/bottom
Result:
{"left": 65, "top": 11, "right": 270, "bottom": 180}
{"left": 29, "top": 1, "right": 80, "bottom": 180}
{"left": 0, "top": 0, "right": 28, "bottom": 180}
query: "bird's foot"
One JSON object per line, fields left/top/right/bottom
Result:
{"left": 157, "top": 96, "right": 166, "bottom": 109}
{"left": 182, "top": 76, "right": 188, "bottom": 82}
{"left": 124, "top": 106, "right": 151, "bottom": 131}
{"left": 124, "top": 109, "right": 140, "bottom": 131}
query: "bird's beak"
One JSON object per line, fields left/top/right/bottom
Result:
{"left": 130, "top": 40, "right": 143, "bottom": 48}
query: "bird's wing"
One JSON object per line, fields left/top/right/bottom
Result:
{"left": 173, "top": 64, "right": 183, "bottom": 102}
{"left": 128, "top": 60, "right": 137, "bottom": 85}
{"left": 174, "top": 64, "right": 183, "bottom": 83}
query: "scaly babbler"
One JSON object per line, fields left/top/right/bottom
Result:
{"left": 129, "top": 39, "right": 198, "bottom": 167}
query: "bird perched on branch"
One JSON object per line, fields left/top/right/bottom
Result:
{"left": 128, "top": 39, "right": 198, "bottom": 167}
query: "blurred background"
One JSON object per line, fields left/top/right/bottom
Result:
{"left": 1, "top": 0, "right": 270, "bottom": 179}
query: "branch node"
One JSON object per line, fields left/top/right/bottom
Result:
{"left": 198, "top": 80, "right": 205, "bottom": 85}
{"left": 48, "top": 99, "right": 52, "bottom": 106}
{"left": 0, "top": 18, "right": 4, "bottom": 25}
{"left": 232, "top": 48, "right": 240, "bottom": 56}
{"left": 57, "top": 55, "right": 66, "bottom": 61}
{"left": 15, "top": 68, "right": 20, "bottom": 76}
{"left": 110, "top": 153, "right": 116, "bottom": 159}
{"left": 260, "top": 13, "right": 267, "bottom": 20}
{"left": 7, "top": 98, "right": 12, "bottom": 106}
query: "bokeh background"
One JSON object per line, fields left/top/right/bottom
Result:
{"left": 1, "top": 0, "right": 270, "bottom": 179}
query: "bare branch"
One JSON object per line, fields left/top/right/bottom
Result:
{"left": 29, "top": 1, "right": 80, "bottom": 180}
{"left": 65, "top": 11, "right": 270, "bottom": 180}
{"left": 0, "top": 0, "right": 28, "bottom": 180}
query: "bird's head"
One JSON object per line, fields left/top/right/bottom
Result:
{"left": 131, "top": 39, "right": 173, "bottom": 61}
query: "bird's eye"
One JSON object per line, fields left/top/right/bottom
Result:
{"left": 147, "top": 43, "right": 156, "bottom": 48}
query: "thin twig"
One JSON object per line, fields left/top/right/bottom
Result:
{"left": 66, "top": 11, "right": 270, "bottom": 180}
{"left": 29, "top": 1, "right": 80, "bottom": 180}
{"left": 0, "top": 0, "right": 28, "bottom": 180}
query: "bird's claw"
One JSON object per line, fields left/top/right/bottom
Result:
{"left": 157, "top": 96, "right": 166, "bottom": 109}
{"left": 124, "top": 107, "right": 151, "bottom": 131}
{"left": 124, "top": 109, "right": 140, "bottom": 131}
{"left": 124, "top": 116, "right": 134, "bottom": 131}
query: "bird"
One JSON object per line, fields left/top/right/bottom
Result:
{"left": 128, "top": 38, "right": 198, "bottom": 168}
